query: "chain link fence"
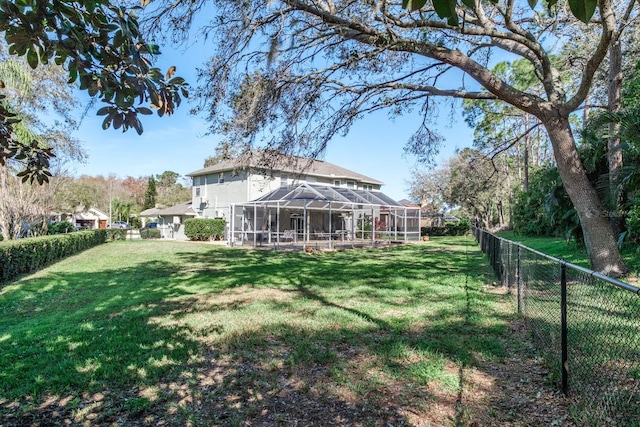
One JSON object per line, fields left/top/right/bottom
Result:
{"left": 473, "top": 227, "right": 640, "bottom": 425}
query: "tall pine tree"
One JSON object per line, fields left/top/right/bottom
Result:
{"left": 142, "top": 177, "right": 157, "bottom": 210}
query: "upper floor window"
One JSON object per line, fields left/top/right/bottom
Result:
{"left": 346, "top": 181, "right": 355, "bottom": 189}
{"left": 363, "top": 184, "right": 373, "bottom": 191}
{"left": 195, "top": 187, "right": 201, "bottom": 197}
{"left": 334, "top": 180, "right": 341, "bottom": 187}
{"left": 218, "top": 172, "right": 225, "bottom": 184}
{"left": 281, "top": 174, "right": 289, "bottom": 187}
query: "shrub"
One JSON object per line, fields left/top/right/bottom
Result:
{"left": 140, "top": 228, "right": 161, "bottom": 239}
{"left": 106, "top": 229, "right": 128, "bottom": 241}
{"left": 421, "top": 219, "right": 470, "bottom": 237}
{"left": 184, "top": 218, "right": 226, "bottom": 241}
{"left": 512, "top": 166, "right": 582, "bottom": 243}
{"left": 0, "top": 230, "right": 107, "bottom": 285}
{"left": 48, "top": 221, "right": 75, "bottom": 235}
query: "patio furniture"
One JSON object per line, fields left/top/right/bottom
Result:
{"left": 282, "top": 229, "right": 296, "bottom": 242}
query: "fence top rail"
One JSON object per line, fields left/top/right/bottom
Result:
{"left": 474, "top": 227, "right": 640, "bottom": 295}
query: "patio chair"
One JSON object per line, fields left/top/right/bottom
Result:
{"left": 282, "top": 229, "right": 296, "bottom": 242}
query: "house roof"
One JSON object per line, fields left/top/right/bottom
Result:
{"left": 73, "top": 207, "right": 109, "bottom": 220}
{"left": 140, "top": 201, "right": 197, "bottom": 217}
{"left": 398, "top": 199, "right": 420, "bottom": 208}
{"left": 244, "top": 183, "right": 417, "bottom": 213}
{"left": 187, "top": 152, "right": 384, "bottom": 186}
{"left": 140, "top": 207, "right": 162, "bottom": 217}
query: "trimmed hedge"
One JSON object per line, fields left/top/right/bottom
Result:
{"left": 48, "top": 221, "right": 75, "bottom": 235}
{"left": 421, "top": 220, "right": 470, "bottom": 237}
{"left": 0, "top": 230, "right": 107, "bottom": 285}
{"left": 184, "top": 218, "right": 226, "bottom": 241}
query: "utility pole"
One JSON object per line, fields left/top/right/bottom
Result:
{"left": 109, "top": 180, "right": 112, "bottom": 226}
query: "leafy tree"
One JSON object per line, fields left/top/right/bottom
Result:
{"left": 111, "top": 198, "right": 134, "bottom": 223}
{"left": 143, "top": 176, "right": 157, "bottom": 210}
{"left": 0, "top": 0, "right": 189, "bottom": 180}
{"left": 580, "top": 62, "right": 640, "bottom": 244}
{"left": 512, "top": 167, "right": 566, "bottom": 238}
{"left": 143, "top": 0, "right": 633, "bottom": 274}
{"left": 406, "top": 167, "right": 450, "bottom": 214}
{"left": 155, "top": 170, "right": 180, "bottom": 187}
{"left": 121, "top": 176, "right": 147, "bottom": 208}
{"left": 150, "top": 171, "right": 190, "bottom": 208}
{"left": 0, "top": 50, "right": 84, "bottom": 240}
{"left": 203, "top": 142, "right": 241, "bottom": 167}
{"left": 444, "top": 148, "right": 515, "bottom": 230}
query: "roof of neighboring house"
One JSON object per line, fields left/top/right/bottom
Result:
{"left": 73, "top": 207, "right": 109, "bottom": 220}
{"left": 140, "top": 207, "right": 163, "bottom": 217}
{"left": 187, "top": 152, "right": 384, "bottom": 186}
{"left": 142, "top": 201, "right": 197, "bottom": 217}
{"left": 399, "top": 199, "right": 420, "bottom": 208}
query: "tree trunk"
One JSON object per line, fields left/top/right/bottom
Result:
{"left": 523, "top": 114, "right": 530, "bottom": 192}
{"left": 0, "top": 163, "right": 9, "bottom": 241}
{"left": 543, "top": 113, "right": 628, "bottom": 276}
{"left": 608, "top": 37, "right": 624, "bottom": 237}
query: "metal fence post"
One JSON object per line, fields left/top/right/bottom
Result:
{"left": 561, "top": 263, "right": 568, "bottom": 396}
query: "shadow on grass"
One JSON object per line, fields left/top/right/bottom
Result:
{"left": 0, "top": 239, "right": 510, "bottom": 426}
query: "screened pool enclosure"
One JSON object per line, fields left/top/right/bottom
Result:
{"left": 228, "top": 183, "right": 421, "bottom": 249}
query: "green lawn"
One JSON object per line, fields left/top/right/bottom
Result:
{"left": 0, "top": 237, "right": 517, "bottom": 425}
{"left": 496, "top": 231, "right": 591, "bottom": 267}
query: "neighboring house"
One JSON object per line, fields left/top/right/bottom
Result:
{"left": 184, "top": 152, "right": 420, "bottom": 246}
{"left": 52, "top": 207, "right": 109, "bottom": 230}
{"left": 140, "top": 201, "right": 197, "bottom": 240}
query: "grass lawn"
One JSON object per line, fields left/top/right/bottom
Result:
{"left": 496, "top": 231, "right": 591, "bottom": 267}
{"left": 0, "top": 237, "right": 532, "bottom": 426}
{"left": 497, "top": 231, "right": 640, "bottom": 276}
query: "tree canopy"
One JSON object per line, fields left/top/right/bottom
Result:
{"left": 139, "top": 0, "right": 637, "bottom": 274}
{"left": 0, "top": 0, "right": 189, "bottom": 182}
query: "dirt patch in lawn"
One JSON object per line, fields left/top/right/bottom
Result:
{"left": 463, "top": 318, "right": 574, "bottom": 427}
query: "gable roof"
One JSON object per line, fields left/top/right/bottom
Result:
{"left": 187, "top": 152, "right": 384, "bottom": 186}
{"left": 73, "top": 207, "right": 109, "bottom": 220}
{"left": 140, "top": 201, "right": 196, "bottom": 217}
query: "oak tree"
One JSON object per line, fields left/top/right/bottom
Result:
{"left": 147, "top": 0, "right": 635, "bottom": 274}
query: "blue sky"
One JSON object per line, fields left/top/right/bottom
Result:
{"left": 71, "top": 41, "right": 475, "bottom": 202}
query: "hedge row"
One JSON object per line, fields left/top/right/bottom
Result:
{"left": 421, "top": 220, "right": 470, "bottom": 237}
{"left": 0, "top": 230, "right": 107, "bottom": 285}
{"left": 184, "top": 218, "right": 226, "bottom": 241}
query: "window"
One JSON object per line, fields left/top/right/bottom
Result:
{"left": 281, "top": 174, "right": 289, "bottom": 187}
{"left": 334, "top": 180, "right": 341, "bottom": 187}
{"left": 346, "top": 181, "right": 355, "bottom": 189}
{"left": 195, "top": 187, "right": 201, "bottom": 197}
{"left": 218, "top": 172, "right": 225, "bottom": 184}
{"left": 363, "top": 184, "right": 373, "bottom": 191}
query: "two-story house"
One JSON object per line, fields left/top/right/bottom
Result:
{"left": 185, "top": 153, "right": 420, "bottom": 248}
{"left": 187, "top": 153, "right": 384, "bottom": 220}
